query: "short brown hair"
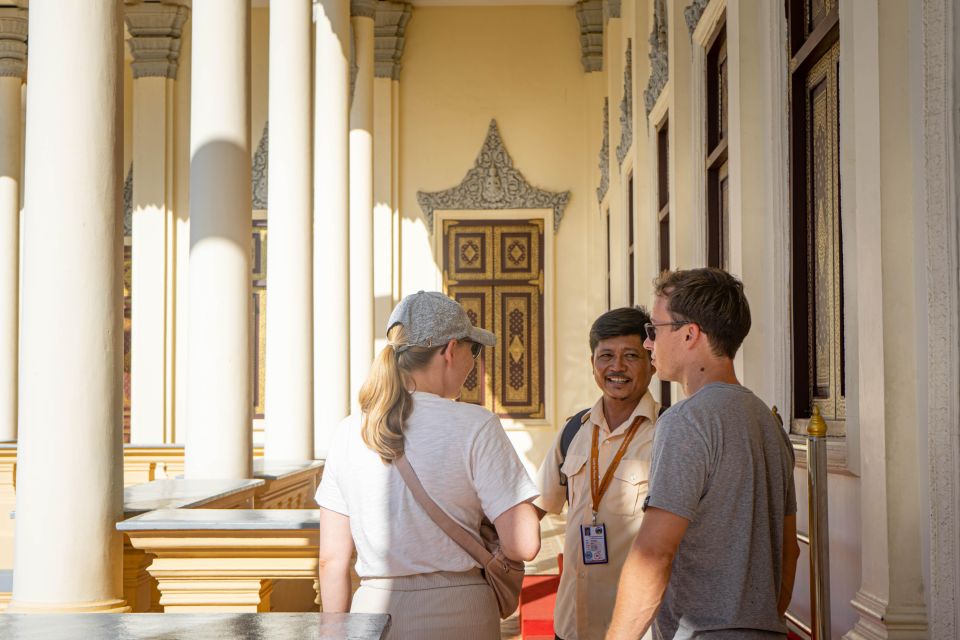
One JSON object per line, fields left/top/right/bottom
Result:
{"left": 589, "top": 306, "right": 651, "bottom": 353}
{"left": 653, "top": 268, "right": 751, "bottom": 359}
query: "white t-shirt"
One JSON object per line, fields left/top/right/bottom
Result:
{"left": 315, "top": 391, "right": 539, "bottom": 579}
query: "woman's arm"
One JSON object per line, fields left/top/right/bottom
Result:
{"left": 493, "top": 501, "right": 541, "bottom": 562}
{"left": 318, "top": 507, "right": 355, "bottom": 612}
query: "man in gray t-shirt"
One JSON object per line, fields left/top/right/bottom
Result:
{"left": 607, "top": 269, "right": 799, "bottom": 640}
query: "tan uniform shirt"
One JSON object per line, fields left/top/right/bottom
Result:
{"left": 534, "top": 392, "right": 659, "bottom": 640}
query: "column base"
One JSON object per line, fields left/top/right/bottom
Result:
{"left": 843, "top": 590, "right": 928, "bottom": 640}
{"left": 156, "top": 578, "right": 273, "bottom": 613}
{"left": 5, "top": 598, "right": 131, "bottom": 614}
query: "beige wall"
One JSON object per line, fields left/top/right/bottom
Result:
{"left": 398, "top": 5, "right": 601, "bottom": 470}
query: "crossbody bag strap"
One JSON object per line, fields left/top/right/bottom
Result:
{"left": 394, "top": 454, "right": 494, "bottom": 564}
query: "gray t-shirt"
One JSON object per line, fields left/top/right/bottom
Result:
{"left": 646, "top": 383, "right": 797, "bottom": 640}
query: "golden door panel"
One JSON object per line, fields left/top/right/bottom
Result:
{"left": 494, "top": 286, "right": 543, "bottom": 418}
{"left": 494, "top": 219, "right": 543, "bottom": 282}
{"left": 252, "top": 221, "right": 267, "bottom": 419}
{"left": 805, "top": 41, "right": 844, "bottom": 422}
{"left": 443, "top": 220, "right": 494, "bottom": 283}
{"left": 443, "top": 219, "right": 544, "bottom": 420}
{"left": 449, "top": 287, "right": 494, "bottom": 408}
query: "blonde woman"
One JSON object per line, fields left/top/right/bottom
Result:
{"left": 316, "top": 291, "right": 541, "bottom": 639}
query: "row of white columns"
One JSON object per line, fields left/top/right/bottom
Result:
{"left": 2, "top": 0, "right": 377, "bottom": 610}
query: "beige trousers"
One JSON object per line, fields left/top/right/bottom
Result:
{"left": 351, "top": 569, "right": 500, "bottom": 640}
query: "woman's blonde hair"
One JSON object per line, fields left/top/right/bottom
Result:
{"left": 359, "top": 323, "right": 439, "bottom": 463}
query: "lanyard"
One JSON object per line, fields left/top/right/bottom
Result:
{"left": 590, "top": 415, "right": 643, "bottom": 524}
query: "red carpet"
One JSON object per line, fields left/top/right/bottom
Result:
{"left": 518, "top": 574, "right": 560, "bottom": 639}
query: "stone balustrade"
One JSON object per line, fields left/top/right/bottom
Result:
{"left": 118, "top": 509, "right": 320, "bottom": 613}
{"left": 121, "top": 479, "right": 265, "bottom": 612}
{"left": 253, "top": 459, "right": 324, "bottom": 509}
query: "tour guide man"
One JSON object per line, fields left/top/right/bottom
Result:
{"left": 534, "top": 306, "right": 659, "bottom": 640}
{"left": 607, "top": 268, "right": 800, "bottom": 640}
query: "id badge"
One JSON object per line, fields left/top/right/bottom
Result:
{"left": 580, "top": 523, "right": 609, "bottom": 565}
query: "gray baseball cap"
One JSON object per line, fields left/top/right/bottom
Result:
{"left": 388, "top": 291, "right": 496, "bottom": 350}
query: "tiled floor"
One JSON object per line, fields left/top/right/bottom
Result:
{"left": 500, "top": 512, "right": 566, "bottom": 640}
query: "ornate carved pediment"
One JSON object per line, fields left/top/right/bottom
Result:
{"left": 252, "top": 122, "right": 268, "bottom": 210}
{"left": 123, "top": 166, "right": 133, "bottom": 238}
{"left": 616, "top": 39, "right": 633, "bottom": 166}
{"left": 597, "top": 98, "right": 609, "bottom": 204}
{"left": 644, "top": 0, "right": 669, "bottom": 115}
{"left": 417, "top": 120, "right": 571, "bottom": 232}
{"left": 684, "top": 0, "right": 709, "bottom": 36}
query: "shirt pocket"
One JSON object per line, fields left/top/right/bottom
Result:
{"left": 608, "top": 458, "right": 650, "bottom": 516}
{"left": 560, "top": 453, "right": 588, "bottom": 509}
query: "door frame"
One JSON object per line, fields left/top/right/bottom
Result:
{"left": 433, "top": 209, "right": 556, "bottom": 432}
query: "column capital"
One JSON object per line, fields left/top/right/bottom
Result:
{"left": 351, "top": 0, "right": 377, "bottom": 19}
{"left": 374, "top": 1, "right": 410, "bottom": 81}
{"left": 0, "top": 8, "right": 27, "bottom": 80}
{"left": 575, "top": 0, "right": 603, "bottom": 73}
{"left": 124, "top": 1, "right": 190, "bottom": 80}
{"left": 603, "top": 0, "right": 620, "bottom": 22}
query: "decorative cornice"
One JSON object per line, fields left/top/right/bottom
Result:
{"left": 643, "top": 0, "right": 668, "bottom": 115}
{"left": 575, "top": 0, "right": 603, "bottom": 73}
{"left": 603, "top": 0, "right": 620, "bottom": 22}
{"left": 597, "top": 98, "right": 609, "bottom": 204}
{"left": 684, "top": 0, "right": 708, "bottom": 37}
{"left": 252, "top": 122, "right": 268, "bottom": 210}
{"left": 351, "top": 0, "right": 377, "bottom": 19}
{"left": 0, "top": 9, "right": 28, "bottom": 80}
{"left": 124, "top": 2, "right": 190, "bottom": 80}
{"left": 375, "top": 1, "right": 411, "bottom": 80}
{"left": 616, "top": 39, "right": 633, "bottom": 166}
{"left": 417, "top": 120, "right": 571, "bottom": 232}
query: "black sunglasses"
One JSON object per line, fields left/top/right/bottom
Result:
{"left": 465, "top": 340, "right": 483, "bottom": 360}
{"left": 643, "top": 321, "right": 691, "bottom": 341}
{"left": 441, "top": 339, "right": 483, "bottom": 360}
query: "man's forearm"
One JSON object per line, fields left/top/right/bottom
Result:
{"left": 778, "top": 542, "right": 800, "bottom": 616}
{"left": 606, "top": 544, "right": 673, "bottom": 640}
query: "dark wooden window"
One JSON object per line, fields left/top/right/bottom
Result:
{"left": 706, "top": 20, "right": 729, "bottom": 269}
{"left": 788, "top": 0, "right": 844, "bottom": 430}
{"left": 657, "top": 119, "right": 671, "bottom": 408}
{"left": 605, "top": 208, "right": 612, "bottom": 310}
{"left": 627, "top": 174, "right": 636, "bottom": 306}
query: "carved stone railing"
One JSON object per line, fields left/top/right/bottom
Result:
{"left": 120, "top": 479, "right": 265, "bottom": 612}
{"left": 118, "top": 509, "right": 320, "bottom": 613}
{"left": 253, "top": 460, "right": 324, "bottom": 509}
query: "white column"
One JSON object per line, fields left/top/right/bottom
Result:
{"left": 265, "top": 0, "right": 313, "bottom": 461}
{"left": 313, "top": 0, "right": 350, "bottom": 458}
{"left": 349, "top": 0, "right": 376, "bottom": 410}
{"left": 0, "top": 9, "right": 26, "bottom": 443}
{"left": 10, "top": 0, "right": 128, "bottom": 612}
{"left": 185, "top": 0, "right": 252, "bottom": 479}
{"left": 372, "top": 2, "right": 410, "bottom": 354}
{"left": 125, "top": 1, "right": 189, "bottom": 446}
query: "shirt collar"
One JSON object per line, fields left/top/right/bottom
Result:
{"left": 588, "top": 391, "right": 659, "bottom": 435}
